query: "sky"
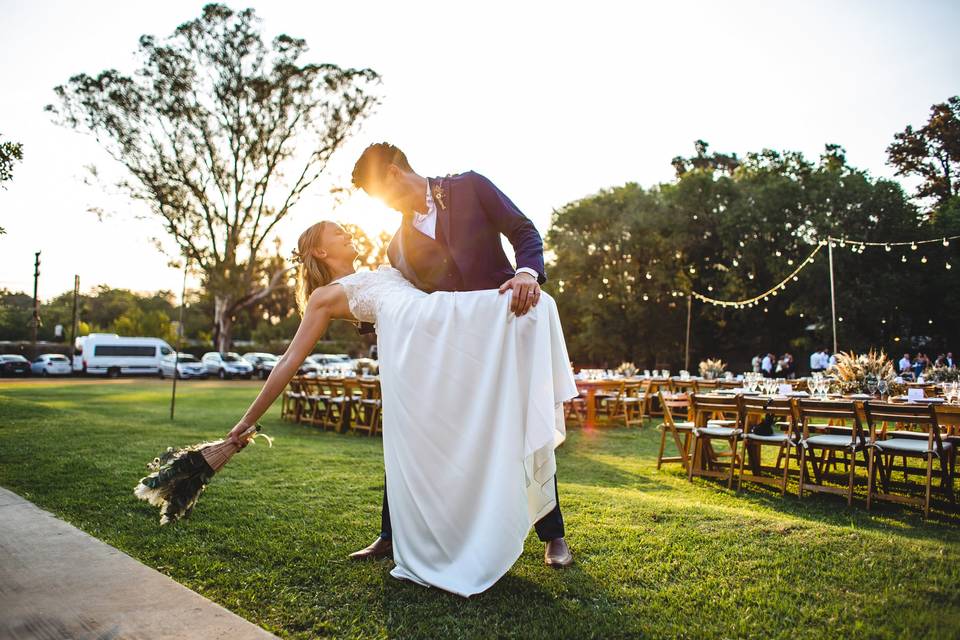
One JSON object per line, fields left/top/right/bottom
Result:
{"left": 1, "top": 0, "right": 958, "bottom": 301}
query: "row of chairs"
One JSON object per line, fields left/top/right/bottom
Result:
{"left": 281, "top": 376, "right": 382, "bottom": 436}
{"left": 657, "top": 392, "right": 956, "bottom": 519}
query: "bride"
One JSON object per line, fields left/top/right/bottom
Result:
{"left": 227, "top": 220, "right": 577, "bottom": 597}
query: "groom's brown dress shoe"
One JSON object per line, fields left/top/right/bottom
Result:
{"left": 349, "top": 536, "right": 393, "bottom": 560}
{"left": 544, "top": 537, "right": 574, "bottom": 568}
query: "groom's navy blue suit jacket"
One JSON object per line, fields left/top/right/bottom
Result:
{"left": 389, "top": 171, "right": 546, "bottom": 292}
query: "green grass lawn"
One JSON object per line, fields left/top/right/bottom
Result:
{"left": 1, "top": 379, "right": 958, "bottom": 639}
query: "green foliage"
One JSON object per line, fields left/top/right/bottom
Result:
{"left": 887, "top": 95, "right": 960, "bottom": 211}
{"left": 112, "top": 306, "right": 177, "bottom": 344}
{"left": 46, "top": 3, "right": 380, "bottom": 349}
{"left": 546, "top": 142, "right": 960, "bottom": 370}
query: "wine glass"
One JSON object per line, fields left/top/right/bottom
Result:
{"left": 877, "top": 379, "right": 889, "bottom": 401}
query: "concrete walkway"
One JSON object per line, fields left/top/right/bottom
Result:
{"left": 0, "top": 487, "right": 278, "bottom": 640}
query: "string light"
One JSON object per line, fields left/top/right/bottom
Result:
{"left": 690, "top": 243, "right": 824, "bottom": 307}
{"left": 684, "top": 233, "right": 959, "bottom": 309}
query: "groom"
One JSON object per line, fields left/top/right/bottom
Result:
{"left": 348, "top": 142, "right": 573, "bottom": 568}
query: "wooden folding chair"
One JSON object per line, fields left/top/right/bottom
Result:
{"left": 796, "top": 399, "right": 867, "bottom": 506}
{"left": 318, "top": 376, "right": 349, "bottom": 432}
{"left": 656, "top": 391, "right": 693, "bottom": 470}
{"left": 863, "top": 402, "right": 955, "bottom": 519}
{"left": 605, "top": 381, "right": 646, "bottom": 427}
{"left": 738, "top": 396, "right": 799, "bottom": 495}
{"left": 350, "top": 379, "right": 382, "bottom": 436}
{"left": 601, "top": 381, "right": 626, "bottom": 423}
{"left": 298, "top": 377, "right": 326, "bottom": 428}
{"left": 564, "top": 395, "right": 586, "bottom": 425}
{"left": 688, "top": 393, "right": 744, "bottom": 488}
{"left": 281, "top": 376, "right": 306, "bottom": 422}
{"left": 693, "top": 379, "right": 720, "bottom": 393}
{"left": 620, "top": 381, "right": 647, "bottom": 428}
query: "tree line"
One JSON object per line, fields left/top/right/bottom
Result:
{"left": 545, "top": 98, "right": 960, "bottom": 371}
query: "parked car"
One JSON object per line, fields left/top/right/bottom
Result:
{"left": 305, "top": 353, "right": 354, "bottom": 374}
{"left": 201, "top": 352, "right": 255, "bottom": 379}
{"left": 276, "top": 354, "right": 320, "bottom": 377}
{"left": 159, "top": 353, "right": 209, "bottom": 379}
{"left": 0, "top": 354, "right": 31, "bottom": 377}
{"left": 31, "top": 354, "right": 72, "bottom": 376}
{"left": 72, "top": 333, "right": 174, "bottom": 377}
{"left": 242, "top": 352, "right": 279, "bottom": 379}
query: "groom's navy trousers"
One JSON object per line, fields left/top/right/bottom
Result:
{"left": 379, "top": 475, "right": 566, "bottom": 542}
{"left": 367, "top": 170, "right": 566, "bottom": 543}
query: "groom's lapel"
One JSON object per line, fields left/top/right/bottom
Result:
{"left": 430, "top": 176, "right": 452, "bottom": 247}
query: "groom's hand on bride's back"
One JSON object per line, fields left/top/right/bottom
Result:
{"left": 499, "top": 272, "right": 541, "bottom": 316}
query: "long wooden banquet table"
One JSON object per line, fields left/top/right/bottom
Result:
{"left": 572, "top": 376, "right": 744, "bottom": 428}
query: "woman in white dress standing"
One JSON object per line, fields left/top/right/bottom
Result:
{"left": 227, "top": 221, "right": 577, "bottom": 597}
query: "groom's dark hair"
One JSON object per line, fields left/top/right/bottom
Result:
{"left": 351, "top": 142, "right": 414, "bottom": 192}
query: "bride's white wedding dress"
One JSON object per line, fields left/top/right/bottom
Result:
{"left": 332, "top": 265, "right": 577, "bottom": 597}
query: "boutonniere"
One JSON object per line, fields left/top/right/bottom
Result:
{"left": 432, "top": 181, "right": 447, "bottom": 211}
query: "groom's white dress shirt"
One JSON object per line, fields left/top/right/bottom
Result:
{"left": 413, "top": 182, "right": 540, "bottom": 281}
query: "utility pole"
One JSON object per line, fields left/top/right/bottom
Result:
{"left": 828, "top": 240, "right": 838, "bottom": 354}
{"left": 30, "top": 251, "right": 41, "bottom": 357}
{"left": 170, "top": 258, "right": 189, "bottom": 421}
{"left": 69, "top": 275, "right": 80, "bottom": 364}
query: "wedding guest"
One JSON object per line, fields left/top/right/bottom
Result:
{"left": 778, "top": 353, "right": 796, "bottom": 378}
{"left": 809, "top": 348, "right": 826, "bottom": 373}
{"left": 751, "top": 354, "right": 762, "bottom": 373}
{"left": 899, "top": 352, "right": 913, "bottom": 373}
{"left": 761, "top": 352, "right": 775, "bottom": 377}
{"left": 826, "top": 349, "right": 836, "bottom": 369}
{"left": 947, "top": 352, "right": 955, "bottom": 368}
{"left": 912, "top": 352, "right": 928, "bottom": 379}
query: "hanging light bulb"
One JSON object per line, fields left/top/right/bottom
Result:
{"left": 911, "top": 242, "right": 918, "bottom": 250}
{"left": 944, "top": 238, "right": 950, "bottom": 247}
{"left": 645, "top": 272, "right": 652, "bottom": 280}
{"left": 642, "top": 293, "right": 649, "bottom": 301}
{"left": 885, "top": 244, "right": 891, "bottom": 252}
{"left": 947, "top": 262, "right": 953, "bottom": 270}
{"left": 901, "top": 255, "right": 907, "bottom": 263}
{"left": 921, "top": 256, "right": 928, "bottom": 264}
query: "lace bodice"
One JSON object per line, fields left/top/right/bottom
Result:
{"left": 331, "top": 266, "right": 422, "bottom": 324}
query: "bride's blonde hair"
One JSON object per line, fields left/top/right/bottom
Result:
{"left": 294, "top": 221, "right": 333, "bottom": 315}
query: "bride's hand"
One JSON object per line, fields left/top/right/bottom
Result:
{"left": 227, "top": 421, "right": 254, "bottom": 448}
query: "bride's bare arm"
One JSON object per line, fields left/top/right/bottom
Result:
{"left": 226, "top": 283, "right": 353, "bottom": 444}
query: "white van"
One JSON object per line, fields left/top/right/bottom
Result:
{"left": 74, "top": 333, "right": 174, "bottom": 377}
